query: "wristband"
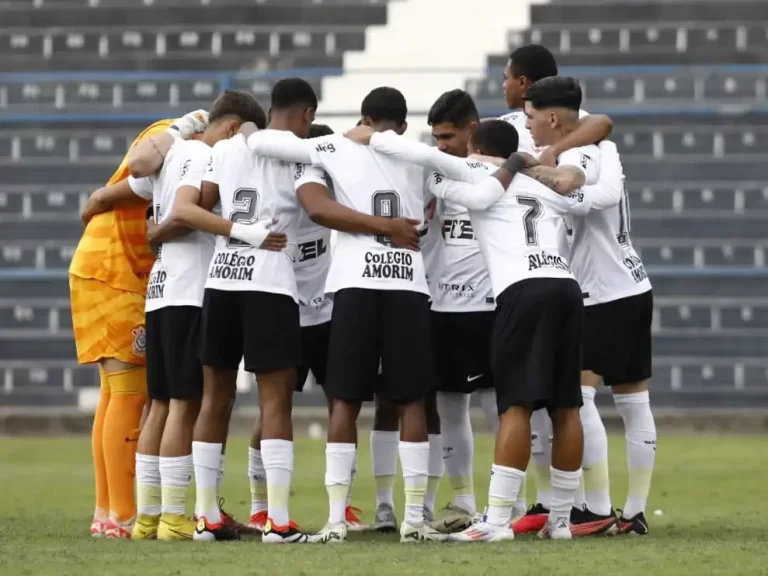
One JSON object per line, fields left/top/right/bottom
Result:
{"left": 501, "top": 153, "right": 526, "bottom": 176}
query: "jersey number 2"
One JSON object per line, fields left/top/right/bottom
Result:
{"left": 372, "top": 190, "right": 400, "bottom": 246}
{"left": 616, "top": 185, "right": 631, "bottom": 245}
{"left": 227, "top": 188, "right": 259, "bottom": 248}
{"left": 517, "top": 196, "right": 542, "bottom": 246}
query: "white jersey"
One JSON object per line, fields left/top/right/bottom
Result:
{"left": 128, "top": 139, "right": 214, "bottom": 312}
{"left": 499, "top": 108, "right": 590, "bottom": 155}
{"left": 204, "top": 134, "right": 324, "bottom": 301}
{"left": 293, "top": 165, "right": 333, "bottom": 327}
{"left": 420, "top": 194, "right": 444, "bottom": 297}
{"left": 428, "top": 162, "right": 495, "bottom": 313}
{"left": 566, "top": 141, "right": 652, "bottom": 305}
{"left": 246, "top": 130, "right": 431, "bottom": 296}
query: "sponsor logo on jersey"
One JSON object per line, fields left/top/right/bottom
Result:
{"left": 361, "top": 251, "right": 414, "bottom": 281}
{"left": 433, "top": 172, "right": 443, "bottom": 185}
{"left": 566, "top": 190, "right": 585, "bottom": 203}
{"left": 465, "top": 160, "right": 487, "bottom": 170}
{"left": 146, "top": 269, "right": 167, "bottom": 300}
{"left": 180, "top": 159, "right": 191, "bottom": 177}
{"left": 208, "top": 252, "right": 256, "bottom": 282}
{"left": 527, "top": 251, "right": 570, "bottom": 272}
{"left": 296, "top": 238, "right": 328, "bottom": 263}
{"left": 206, "top": 155, "right": 214, "bottom": 173}
{"left": 622, "top": 254, "right": 649, "bottom": 283}
{"left": 315, "top": 142, "right": 336, "bottom": 154}
{"left": 438, "top": 281, "right": 477, "bottom": 299}
{"left": 131, "top": 325, "right": 146, "bottom": 357}
{"left": 294, "top": 163, "right": 305, "bottom": 181}
{"left": 443, "top": 218, "right": 476, "bottom": 241}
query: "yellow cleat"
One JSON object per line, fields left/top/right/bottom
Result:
{"left": 131, "top": 514, "right": 160, "bottom": 540}
{"left": 158, "top": 513, "right": 196, "bottom": 541}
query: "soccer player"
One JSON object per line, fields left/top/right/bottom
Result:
{"left": 244, "top": 87, "right": 447, "bottom": 544}
{"left": 73, "top": 110, "right": 207, "bottom": 538}
{"left": 122, "top": 91, "right": 270, "bottom": 541}
{"left": 425, "top": 89, "right": 518, "bottom": 533}
{"left": 350, "top": 118, "right": 617, "bottom": 541}
{"left": 526, "top": 80, "right": 656, "bottom": 535}
{"left": 498, "top": 44, "right": 616, "bottom": 535}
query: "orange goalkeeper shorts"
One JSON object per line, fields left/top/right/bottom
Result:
{"left": 69, "top": 275, "right": 147, "bottom": 366}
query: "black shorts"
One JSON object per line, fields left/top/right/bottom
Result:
{"left": 493, "top": 278, "right": 584, "bottom": 414}
{"left": 582, "top": 290, "right": 653, "bottom": 386}
{"left": 431, "top": 311, "right": 494, "bottom": 394}
{"left": 200, "top": 288, "right": 300, "bottom": 374}
{"left": 145, "top": 306, "right": 203, "bottom": 401}
{"left": 296, "top": 321, "right": 331, "bottom": 391}
{"left": 325, "top": 288, "right": 435, "bottom": 405}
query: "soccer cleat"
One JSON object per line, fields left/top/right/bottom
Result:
{"left": 448, "top": 520, "right": 515, "bottom": 543}
{"left": 423, "top": 506, "right": 435, "bottom": 524}
{"left": 511, "top": 502, "right": 527, "bottom": 524}
{"left": 373, "top": 503, "right": 398, "bottom": 533}
{"left": 345, "top": 506, "right": 370, "bottom": 532}
{"left": 104, "top": 518, "right": 133, "bottom": 539}
{"left": 158, "top": 513, "right": 196, "bottom": 541}
{"left": 511, "top": 503, "right": 549, "bottom": 534}
{"left": 262, "top": 518, "right": 310, "bottom": 543}
{"left": 309, "top": 521, "right": 348, "bottom": 544}
{"left": 248, "top": 510, "right": 268, "bottom": 533}
{"left": 399, "top": 521, "right": 449, "bottom": 543}
{"left": 538, "top": 517, "right": 572, "bottom": 540}
{"left": 434, "top": 503, "right": 475, "bottom": 534}
{"left": 617, "top": 511, "right": 649, "bottom": 536}
{"left": 131, "top": 514, "right": 160, "bottom": 540}
{"left": 219, "top": 499, "right": 260, "bottom": 537}
{"left": 569, "top": 506, "right": 618, "bottom": 537}
{"left": 193, "top": 516, "right": 240, "bottom": 541}
{"left": 90, "top": 518, "right": 108, "bottom": 538}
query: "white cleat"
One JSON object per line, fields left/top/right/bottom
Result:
{"left": 434, "top": 503, "right": 475, "bottom": 533}
{"left": 345, "top": 506, "right": 371, "bottom": 532}
{"left": 448, "top": 520, "right": 515, "bottom": 542}
{"left": 399, "top": 521, "right": 448, "bottom": 543}
{"left": 309, "top": 521, "right": 347, "bottom": 544}
{"left": 538, "top": 517, "right": 573, "bottom": 540}
{"left": 373, "top": 504, "right": 398, "bottom": 533}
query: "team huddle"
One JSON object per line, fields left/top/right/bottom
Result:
{"left": 71, "top": 44, "right": 656, "bottom": 544}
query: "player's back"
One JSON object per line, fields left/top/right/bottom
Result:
{"left": 470, "top": 173, "right": 590, "bottom": 297}
{"left": 308, "top": 134, "right": 430, "bottom": 296}
{"left": 205, "top": 134, "right": 299, "bottom": 300}
{"left": 69, "top": 119, "right": 173, "bottom": 294}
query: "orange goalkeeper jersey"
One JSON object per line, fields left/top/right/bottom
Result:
{"left": 68, "top": 119, "right": 173, "bottom": 295}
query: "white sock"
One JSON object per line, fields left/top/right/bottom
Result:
{"left": 216, "top": 453, "right": 225, "bottom": 499}
{"left": 192, "top": 441, "right": 222, "bottom": 523}
{"left": 476, "top": 388, "right": 499, "bottom": 433}
{"left": 530, "top": 408, "right": 553, "bottom": 508}
{"left": 399, "top": 441, "right": 429, "bottom": 525}
{"left": 371, "top": 430, "right": 399, "bottom": 509}
{"left": 580, "top": 386, "right": 612, "bottom": 515}
{"left": 261, "top": 439, "right": 293, "bottom": 527}
{"left": 573, "top": 477, "right": 586, "bottom": 510}
{"left": 437, "top": 392, "right": 476, "bottom": 514}
{"left": 326, "top": 443, "right": 356, "bottom": 524}
{"left": 486, "top": 464, "right": 525, "bottom": 527}
{"left": 248, "top": 447, "right": 268, "bottom": 517}
{"left": 614, "top": 391, "right": 656, "bottom": 518}
{"left": 160, "top": 454, "right": 192, "bottom": 516}
{"left": 136, "top": 453, "right": 161, "bottom": 517}
{"left": 347, "top": 452, "right": 357, "bottom": 507}
{"left": 426, "top": 434, "right": 444, "bottom": 515}
{"left": 549, "top": 467, "right": 582, "bottom": 524}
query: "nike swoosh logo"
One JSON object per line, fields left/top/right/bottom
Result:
{"left": 444, "top": 519, "right": 463, "bottom": 528}
{"left": 466, "top": 374, "right": 484, "bottom": 382}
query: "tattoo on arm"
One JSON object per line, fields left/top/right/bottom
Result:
{"left": 522, "top": 166, "right": 560, "bottom": 191}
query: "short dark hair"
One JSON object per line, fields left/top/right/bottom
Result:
{"left": 361, "top": 87, "right": 407, "bottom": 125}
{"left": 509, "top": 44, "right": 558, "bottom": 83}
{"left": 208, "top": 89, "right": 267, "bottom": 128}
{"left": 524, "top": 76, "right": 582, "bottom": 111}
{"left": 471, "top": 120, "right": 519, "bottom": 158}
{"left": 427, "top": 89, "right": 479, "bottom": 128}
{"left": 308, "top": 123, "right": 334, "bottom": 138}
{"left": 271, "top": 78, "right": 318, "bottom": 111}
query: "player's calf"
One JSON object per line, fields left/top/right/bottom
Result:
{"left": 133, "top": 400, "right": 169, "bottom": 540}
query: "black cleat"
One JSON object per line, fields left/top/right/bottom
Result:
{"left": 570, "top": 506, "right": 618, "bottom": 536}
{"left": 193, "top": 516, "right": 241, "bottom": 541}
{"left": 617, "top": 511, "right": 648, "bottom": 535}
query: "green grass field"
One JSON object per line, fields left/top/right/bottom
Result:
{"left": 2, "top": 434, "right": 768, "bottom": 575}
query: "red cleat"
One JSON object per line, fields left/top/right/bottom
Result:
{"left": 248, "top": 510, "right": 268, "bottom": 532}
{"left": 569, "top": 506, "right": 618, "bottom": 537}
{"left": 511, "top": 503, "right": 549, "bottom": 534}
{"left": 218, "top": 498, "right": 260, "bottom": 536}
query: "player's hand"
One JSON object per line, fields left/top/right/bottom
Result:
{"left": 385, "top": 217, "right": 421, "bottom": 251}
{"left": 537, "top": 147, "right": 557, "bottom": 167}
{"left": 80, "top": 188, "right": 109, "bottom": 225}
{"left": 239, "top": 121, "right": 259, "bottom": 139}
{"left": 230, "top": 217, "right": 283, "bottom": 250}
{"left": 261, "top": 230, "right": 288, "bottom": 251}
{"left": 424, "top": 197, "right": 437, "bottom": 221}
{"left": 517, "top": 151, "right": 539, "bottom": 168}
{"left": 170, "top": 109, "right": 209, "bottom": 140}
{"left": 344, "top": 124, "right": 376, "bottom": 145}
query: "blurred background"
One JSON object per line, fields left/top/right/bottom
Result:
{"left": 0, "top": 0, "right": 767, "bottom": 418}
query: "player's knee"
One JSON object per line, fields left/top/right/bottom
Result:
{"left": 168, "top": 398, "right": 201, "bottom": 423}
{"left": 374, "top": 395, "right": 399, "bottom": 430}
{"left": 550, "top": 407, "right": 581, "bottom": 431}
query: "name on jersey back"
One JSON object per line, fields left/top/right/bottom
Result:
{"left": 361, "top": 250, "right": 414, "bottom": 282}
{"left": 209, "top": 251, "right": 257, "bottom": 282}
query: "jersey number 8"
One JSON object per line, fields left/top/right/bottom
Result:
{"left": 227, "top": 188, "right": 259, "bottom": 248}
